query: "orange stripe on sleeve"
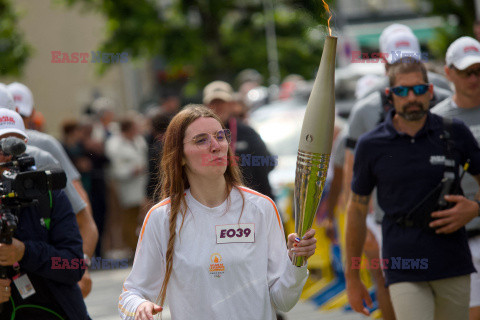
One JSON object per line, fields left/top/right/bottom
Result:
{"left": 238, "top": 187, "right": 282, "bottom": 230}
{"left": 139, "top": 199, "right": 171, "bottom": 242}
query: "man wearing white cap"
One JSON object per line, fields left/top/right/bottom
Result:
{"left": 432, "top": 36, "right": 480, "bottom": 320}
{"left": 0, "top": 85, "right": 16, "bottom": 112}
{"left": 0, "top": 108, "right": 90, "bottom": 319}
{"left": 7, "top": 82, "right": 98, "bottom": 298}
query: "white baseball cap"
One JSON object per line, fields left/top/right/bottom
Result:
{"left": 379, "top": 24, "right": 415, "bottom": 53}
{"left": 203, "top": 81, "right": 234, "bottom": 105}
{"left": 446, "top": 36, "right": 480, "bottom": 70}
{"left": 383, "top": 31, "right": 421, "bottom": 64}
{"left": 0, "top": 108, "right": 28, "bottom": 139}
{"left": 355, "top": 74, "right": 382, "bottom": 99}
{"left": 7, "top": 82, "right": 34, "bottom": 117}
{"left": 0, "top": 84, "right": 16, "bottom": 111}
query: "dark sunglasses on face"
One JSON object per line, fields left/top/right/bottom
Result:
{"left": 391, "top": 84, "right": 430, "bottom": 97}
{"left": 187, "top": 129, "right": 231, "bottom": 147}
{"left": 452, "top": 66, "right": 480, "bottom": 78}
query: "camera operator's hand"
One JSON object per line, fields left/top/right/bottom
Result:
{"left": 430, "top": 195, "right": 479, "bottom": 234}
{"left": 0, "top": 278, "right": 11, "bottom": 303}
{"left": 0, "top": 238, "right": 25, "bottom": 266}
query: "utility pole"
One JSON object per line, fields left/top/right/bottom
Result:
{"left": 262, "top": 0, "right": 281, "bottom": 88}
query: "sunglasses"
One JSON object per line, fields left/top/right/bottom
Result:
{"left": 391, "top": 84, "right": 430, "bottom": 97}
{"left": 452, "top": 66, "right": 480, "bottom": 78}
{"left": 185, "top": 129, "right": 231, "bottom": 148}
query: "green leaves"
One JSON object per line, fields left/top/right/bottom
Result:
{"left": 56, "top": 0, "right": 333, "bottom": 93}
{"left": 0, "top": 0, "right": 32, "bottom": 76}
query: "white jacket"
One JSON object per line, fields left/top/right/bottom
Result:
{"left": 105, "top": 133, "right": 147, "bottom": 207}
{"left": 119, "top": 187, "right": 308, "bottom": 320}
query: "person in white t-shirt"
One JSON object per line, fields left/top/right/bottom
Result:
{"left": 118, "top": 105, "right": 316, "bottom": 320}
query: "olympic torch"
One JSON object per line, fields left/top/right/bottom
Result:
{"left": 293, "top": 36, "right": 337, "bottom": 267}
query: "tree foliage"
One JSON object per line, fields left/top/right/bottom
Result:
{"left": 61, "top": 0, "right": 333, "bottom": 91}
{"left": 0, "top": 0, "right": 32, "bottom": 76}
{"left": 425, "top": 0, "right": 476, "bottom": 59}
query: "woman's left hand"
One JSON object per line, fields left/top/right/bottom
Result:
{"left": 287, "top": 229, "right": 316, "bottom": 262}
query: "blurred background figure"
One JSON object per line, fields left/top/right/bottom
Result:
{"left": 105, "top": 114, "right": 148, "bottom": 257}
{"left": 236, "top": 68, "right": 264, "bottom": 102}
{"left": 144, "top": 111, "right": 171, "bottom": 212}
{"left": 62, "top": 116, "right": 110, "bottom": 258}
{"left": 278, "top": 74, "right": 306, "bottom": 100}
{"left": 474, "top": 20, "right": 480, "bottom": 42}
{"left": 159, "top": 93, "right": 181, "bottom": 116}
{"left": 354, "top": 74, "right": 382, "bottom": 100}
{"left": 203, "top": 80, "right": 276, "bottom": 200}
{"left": 29, "top": 109, "right": 46, "bottom": 132}
{"left": 91, "top": 97, "right": 119, "bottom": 143}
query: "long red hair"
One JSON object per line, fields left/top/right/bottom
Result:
{"left": 154, "top": 104, "right": 244, "bottom": 306}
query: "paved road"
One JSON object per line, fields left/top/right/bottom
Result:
{"left": 85, "top": 267, "right": 368, "bottom": 320}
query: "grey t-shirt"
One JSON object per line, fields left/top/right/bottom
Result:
{"left": 431, "top": 97, "right": 480, "bottom": 231}
{"left": 332, "top": 127, "right": 347, "bottom": 168}
{"left": 26, "top": 131, "right": 86, "bottom": 214}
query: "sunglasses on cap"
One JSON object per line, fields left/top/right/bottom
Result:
{"left": 451, "top": 66, "right": 480, "bottom": 78}
{"left": 391, "top": 84, "right": 430, "bottom": 97}
{"left": 185, "top": 129, "right": 231, "bottom": 148}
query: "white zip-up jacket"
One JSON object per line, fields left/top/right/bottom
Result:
{"left": 119, "top": 186, "right": 308, "bottom": 320}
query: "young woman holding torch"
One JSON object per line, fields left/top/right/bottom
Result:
{"left": 118, "top": 105, "right": 316, "bottom": 320}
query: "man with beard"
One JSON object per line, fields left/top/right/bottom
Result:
{"left": 345, "top": 58, "right": 480, "bottom": 320}
{"left": 431, "top": 36, "right": 480, "bottom": 320}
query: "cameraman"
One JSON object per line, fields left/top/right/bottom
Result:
{"left": 0, "top": 109, "right": 89, "bottom": 319}
{"left": 345, "top": 59, "right": 480, "bottom": 320}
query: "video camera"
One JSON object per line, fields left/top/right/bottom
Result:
{"left": 0, "top": 137, "right": 67, "bottom": 294}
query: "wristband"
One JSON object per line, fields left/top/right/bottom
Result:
{"left": 83, "top": 253, "right": 92, "bottom": 268}
{"left": 475, "top": 200, "right": 480, "bottom": 217}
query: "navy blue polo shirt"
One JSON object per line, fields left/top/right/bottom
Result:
{"left": 352, "top": 110, "right": 479, "bottom": 285}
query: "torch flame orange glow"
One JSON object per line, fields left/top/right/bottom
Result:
{"left": 322, "top": 0, "right": 332, "bottom": 36}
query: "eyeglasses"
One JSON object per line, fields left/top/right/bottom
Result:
{"left": 391, "top": 84, "right": 430, "bottom": 97}
{"left": 452, "top": 66, "right": 480, "bottom": 78}
{"left": 184, "top": 129, "right": 231, "bottom": 148}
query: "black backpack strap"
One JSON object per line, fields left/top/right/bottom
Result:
{"left": 391, "top": 117, "right": 460, "bottom": 228}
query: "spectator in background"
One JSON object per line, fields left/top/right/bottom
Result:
{"left": 145, "top": 111, "right": 171, "bottom": 207}
{"left": 61, "top": 119, "right": 92, "bottom": 189}
{"left": 91, "top": 97, "right": 118, "bottom": 143}
{"left": 88, "top": 97, "right": 122, "bottom": 258}
{"left": 29, "top": 109, "right": 46, "bottom": 132}
{"left": 160, "top": 94, "right": 181, "bottom": 116}
{"left": 106, "top": 115, "right": 148, "bottom": 256}
{"left": 203, "top": 80, "right": 276, "bottom": 200}
{"left": 278, "top": 74, "right": 305, "bottom": 100}
{"left": 62, "top": 117, "right": 110, "bottom": 258}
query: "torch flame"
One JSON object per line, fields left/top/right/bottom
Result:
{"left": 322, "top": 0, "right": 332, "bottom": 36}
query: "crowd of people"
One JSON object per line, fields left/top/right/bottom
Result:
{"left": 0, "top": 19, "right": 479, "bottom": 320}
{"left": 0, "top": 63, "right": 315, "bottom": 319}
{"left": 329, "top": 25, "right": 480, "bottom": 320}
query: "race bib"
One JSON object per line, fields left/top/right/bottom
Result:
{"left": 216, "top": 224, "right": 255, "bottom": 244}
